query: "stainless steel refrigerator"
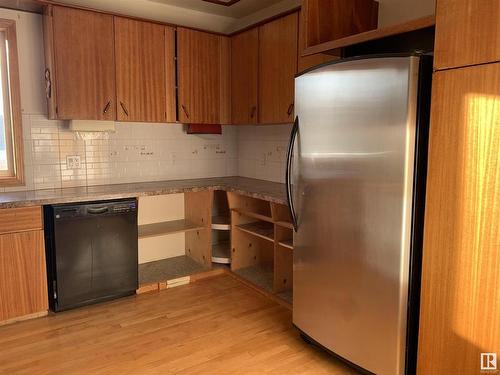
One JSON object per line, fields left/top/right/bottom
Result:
{"left": 287, "top": 55, "right": 432, "bottom": 375}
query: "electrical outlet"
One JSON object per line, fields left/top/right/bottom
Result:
{"left": 66, "top": 155, "right": 81, "bottom": 169}
{"left": 260, "top": 152, "right": 267, "bottom": 166}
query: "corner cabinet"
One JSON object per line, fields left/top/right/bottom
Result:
{"left": 44, "top": 6, "right": 116, "bottom": 120}
{"left": 177, "top": 28, "right": 231, "bottom": 124}
{"left": 114, "top": 18, "right": 176, "bottom": 123}
{"left": 258, "top": 12, "right": 298, "bottom": 124}
{"left": 0, "top": 207, "right": 48, "bottom": 324}
{"left": 231, "top": 28, "right": 259, "bottom": 125}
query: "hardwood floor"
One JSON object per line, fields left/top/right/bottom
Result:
{"left": 0, "top": 275, "right": 358, "bottom": 375}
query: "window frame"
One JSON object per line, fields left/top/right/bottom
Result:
{"left": 0, "top": 19, "right": 23, "bottom": 186}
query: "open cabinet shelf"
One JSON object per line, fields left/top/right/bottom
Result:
{"left": 211, "top": 215, "right": 231, "bottom": 230}
{"left": 212, "top": 241, "right": 231, "bottom": 264}
{"left": 302, "top": 15, "right": 436, "bottom": 56}
{"left": 233, "top": 265, "right": 274, "bottom": 294}
{"left": 278, "top": 239, "right": 293, "bottom": 250}
{"left": 139, "top": 255, "right": 209, "bottom": 286}
{"left": 236, "top": 221, "right": 274, "bottom": 242}
{"left": 232, "top": 208, "right": 273, "bottom": 223}
{"left": 138, "top": 219, "right": 205, "bottom": 239}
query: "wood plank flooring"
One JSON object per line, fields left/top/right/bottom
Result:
{"left": 0, "top": 275, "right": 358, "bottom": 375}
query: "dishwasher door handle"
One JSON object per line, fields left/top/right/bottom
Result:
{"left": 87, "top": 207, "right": 109, "bottom": 215}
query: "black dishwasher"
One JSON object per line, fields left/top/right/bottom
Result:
{"left": 44, "top": 199, "right": 138, "bottom": 312}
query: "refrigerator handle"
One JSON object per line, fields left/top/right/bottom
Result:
{"left": 286, "top": 116, "right": 299, "bottom": 232}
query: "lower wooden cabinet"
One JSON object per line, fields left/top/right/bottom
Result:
{"left": 0, "top": 230, "right": 48, "bottom": 323}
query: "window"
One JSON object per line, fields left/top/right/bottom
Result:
{"left": 0, "top": 19, "right": 23, "bottom": 185}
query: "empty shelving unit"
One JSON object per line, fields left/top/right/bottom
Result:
{"left": 228, "top": 192, "right": 293, "bottom": 304}
{"left": 211, "top": 191, "right": 231, "bottom": 265}
{"left": 137, "top": 191, "right": 213, "bottom": 291}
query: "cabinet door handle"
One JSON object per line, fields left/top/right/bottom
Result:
{"left": 120, "top": 101, "right": 129, "bottom": 116}
{"left": 181, "top": 105, "right": 190, "bottom": 119}
{"left": 250, "top": 106, "right": 256, "bottom": 119}
{"left": 44, "top": 68, "right": 51, "bottom": 99}
{"left": 287, "top": 103, "right": 294, "bottom": 116}
{"left": 103, "top": 100, "right": 111, "bottom": 115}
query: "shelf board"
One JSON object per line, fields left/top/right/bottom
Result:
{"left": 232, "top": 208, "right": 273, "bottom": 223}
{"left": 278, "top": 239, "right": 293, "bottom": 250}
{"left": 276, "top": 221, "right": 293, "bottom": 229}
{"left": 212, "top": 215, "right": 231, "bottom": 231}
{"left": 233, "top": 265, "right": 274, "bottom": 294}
{"left": 277, "top": 290, "right": 293, "bottom": 304}
{"left": 138, "top": 219, "right": 205, "bottom": 239}
{"left": 212, "top": 241, "right": 231, "bottom": 264}
{"left": 139, "top": 255, "right": 209, "bottom": 285}
{"left": 302, "top": 15, "right": 435, "bottom": 56}
{"left": 236, "top": 221, "right": 274, "bottom": 242}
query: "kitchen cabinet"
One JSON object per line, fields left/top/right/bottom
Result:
{"left": 297, "top": 9, "right": 339, "bottom": 73}
{"left": 115, "top": 18, "right": 175, "bottom": 122}
{"left": 231, "top": 28, "right": 259, "bottom": 124}
{"left": 301, "top": 0, "right": 378, "bottom": 50}
{"left": 44, "top": 5, "right": 116, "bottom": 120}
{"left": 228, "top": 193, "right": 293, "bottom": 304}
{"left": 0, "top": 207, "right": 48, "bottom": 324}
{"left": 177, "top": 28, "right": 230, "bottom": 124}
{"left": 417, "top": 63, "right": 500, "bottom": 375}
{"left": 258, "top": 12, "right": 298, "bottom": 124}
{"left": 434, "top": 0, "right": 500, "bottom": 70}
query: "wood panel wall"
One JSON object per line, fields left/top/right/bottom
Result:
{"left": 417, "top": 1, "right": 500, "bottom": 373}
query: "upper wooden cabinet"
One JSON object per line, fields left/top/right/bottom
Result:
{"left": 177, "top": 28, "right": 230, "bottom": 124}
{"left": 258, "top": 12, "right": 298, "bottom": 124}
{"left": 44, "top": 6, "right": 116, "bottom": 120}
{"left": 231, "top": 28, "right": 259, "bottom": 125}
{"left": 434, "top": 0, "right": 500, "bottom": 70}
{"left": 297, "top": 9, "right": 339, "bottom": 73}
{"left": 114, "top": 18, "right": 175, "bottom": 122}
{"left": 302, "top": 0, "right": 378, "bottom": 50}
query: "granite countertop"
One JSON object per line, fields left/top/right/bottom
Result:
{"left": 0, "top": 177, "right": 288, "bottom": 209}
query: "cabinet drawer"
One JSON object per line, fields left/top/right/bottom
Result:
{"left": 0, "top": 207, "right": 43, "bottom": 235}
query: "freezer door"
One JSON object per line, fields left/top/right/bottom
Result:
{"left": 292, "top": 56, "right": 420, "bottom": 375}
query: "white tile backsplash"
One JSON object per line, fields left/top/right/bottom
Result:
{"left": 236, "top": 125, "right": 292, "bottom": 183}
{"left": 6, "top": 115, "right": 241, "bottom": 192}
{"left": 5, "top": 116, "right": 290, "bottom": 192}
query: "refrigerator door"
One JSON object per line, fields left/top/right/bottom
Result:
{"left": 292, "top": 56, "right": 420, "bottom": 375}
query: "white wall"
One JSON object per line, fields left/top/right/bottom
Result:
{"left": 237, "top": 125, "right": 291, "bottom": 183}
{"left": 377, "top": 0, "right": 435, "bottom": 27}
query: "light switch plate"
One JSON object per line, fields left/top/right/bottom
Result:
{"left": 66, "top": 155, "right": 81, "bottom": 169}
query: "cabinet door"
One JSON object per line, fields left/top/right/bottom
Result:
{"left": 417, "top": 63, "right": 500, "bottom": 374}
{"left": 259, "top": 13, "right": 298, "bottom": 124}
{"left": 177, "top": 28, "right": 221, "bottom": 124}
{"left": 49, "top": 6, "right": 115, "bottom": 120}
{"left": 231, "top": 28, "right": 259, "bottom": 124}
{"left": 297, "top": 10, "right": 339, "bottom": 73}
{"left": 435, "top": 0, "right": 500, "bottom": 69}
{"left": 115, "top": 17, "right": 168, "bottom": 122}
{"left": 0, "top": 230, "right": 48, "bottom": 322}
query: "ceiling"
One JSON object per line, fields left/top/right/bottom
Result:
{"left": 148, "top": 0, "right": 286, "bottom": 18}
{"left": 29, "top": 0, "right": 300, "bottom": 33}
